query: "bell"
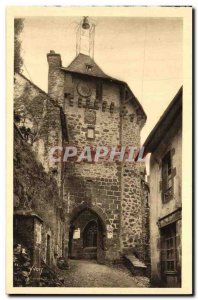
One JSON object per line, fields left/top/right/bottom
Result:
{"left": 82, "top": 17, "right": 90, "bottom": 30}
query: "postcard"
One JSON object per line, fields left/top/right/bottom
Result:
{"left": 6, "top": 6, "right": 192, "bottom": 295}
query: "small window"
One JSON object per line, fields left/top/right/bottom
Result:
{"left": 86, "top": 64, "right": 93, "bottom": 72}
{"left": 162, "top": 151, "right": 173, "bottom": 203}
{"left": 87, "top": 127, "right": 94, "bottom": 139}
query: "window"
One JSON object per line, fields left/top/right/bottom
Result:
{"left": 161, "top": 151, "right": 173, "bottom": 203}
{"left": 161, "top": 223, "right": 177, "bottom": 273}
{"left": 86, "top": 64, "right": 93, "bottom": 72}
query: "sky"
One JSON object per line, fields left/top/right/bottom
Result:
{"left": 20, "top": 16, "right": 183, "bottom": 147}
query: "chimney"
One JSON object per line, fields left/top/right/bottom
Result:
{"left": 47, "top": 50, "right": 62, "bottom": 68}
{"left": 47, "top": 50, "right": 64, "bottom": 106}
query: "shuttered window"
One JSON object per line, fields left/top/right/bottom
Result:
{"left": 161, "top": 151, "right": 173, "bottom": 203}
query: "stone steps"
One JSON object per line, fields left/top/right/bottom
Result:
{"left": 82, "top": 247, "right": 97, "bottom": 259}
{"left": 124, "top": 254, "right": 147, "bottom": 276}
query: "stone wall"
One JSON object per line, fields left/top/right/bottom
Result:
{"left": 14, "top": 72, "right": 66, "bottom": 184}
{"left": 120, "top": 103, "right": 146, "bottom": 259}
{"left": 64, "top": 163, "right": 121, "bottom": 261}
{"left": 14, "top": 72, "right": 69, "bottom": 275}
{"left": 61, "top": 74, "right": 122, "bottom": 260}
{"left": 14, "top": 125, "right": 66, "bottom": 267}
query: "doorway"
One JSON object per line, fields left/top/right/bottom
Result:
{"left": 68, "top": 208, "right": 105, "bottom": 263}
{"left": 83, "top": 220, "right": 97, "bottom": 248}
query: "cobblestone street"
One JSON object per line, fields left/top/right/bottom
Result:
{"left": 58, "top": 260, "right": 150, "bottom": 287}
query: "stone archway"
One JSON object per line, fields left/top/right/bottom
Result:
{"left": 68, "top": 205, "right": 108, "bottom": 264}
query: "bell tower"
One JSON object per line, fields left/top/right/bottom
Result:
{"left": 76, "top": 16, "right": 95, "bottom": 58}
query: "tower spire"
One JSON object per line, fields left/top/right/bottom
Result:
{"left": 76, "top": 16, "right": 95, "bottom": 58}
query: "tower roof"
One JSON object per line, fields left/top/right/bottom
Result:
{"left": 61, "top": 53, "right": 147, "bottom": 122}
{"left": 61, "top": 53, "right": 111, "bottom": 79}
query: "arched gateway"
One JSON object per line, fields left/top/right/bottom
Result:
{"left": 68, "top": 206, "right": 107, "bottom": 264}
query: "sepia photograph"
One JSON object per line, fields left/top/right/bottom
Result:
{"left": 6, "top": 6, "right": 192, "bottom": 295}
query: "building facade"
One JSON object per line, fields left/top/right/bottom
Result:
{"left": 46, "top": 45, "right": 150, "bottom": 263}
{"left": 143, "top": 87, "right": 182, "bottom": 287}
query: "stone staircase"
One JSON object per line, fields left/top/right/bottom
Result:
{"left": 82, "top": 247, "right": 97, "bottom": 259}
{"left": 124, "top": 254, "right": 147, "bottom": 276}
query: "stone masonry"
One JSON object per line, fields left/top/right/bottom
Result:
{"left": 47, "top": 50, "right": 149, "bottom": 263}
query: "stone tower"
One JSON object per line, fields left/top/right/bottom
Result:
{"left": 47, "top": 17, "right": 148, "bottom": 263}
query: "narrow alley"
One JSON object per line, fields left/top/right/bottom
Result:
{"left": 58, "top": 260, "right": 150, "bottom": 288}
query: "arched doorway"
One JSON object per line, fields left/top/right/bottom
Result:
{"left": 68, "top": 208, "right": 106, "bottom": 263}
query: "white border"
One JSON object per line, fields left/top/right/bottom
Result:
{"left": 1, "top": 1, "right": 196, "bottom": 299}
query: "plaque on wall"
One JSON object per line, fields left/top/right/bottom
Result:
{"left": 84, "top": 109, "right": 96, "bottom": 125}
